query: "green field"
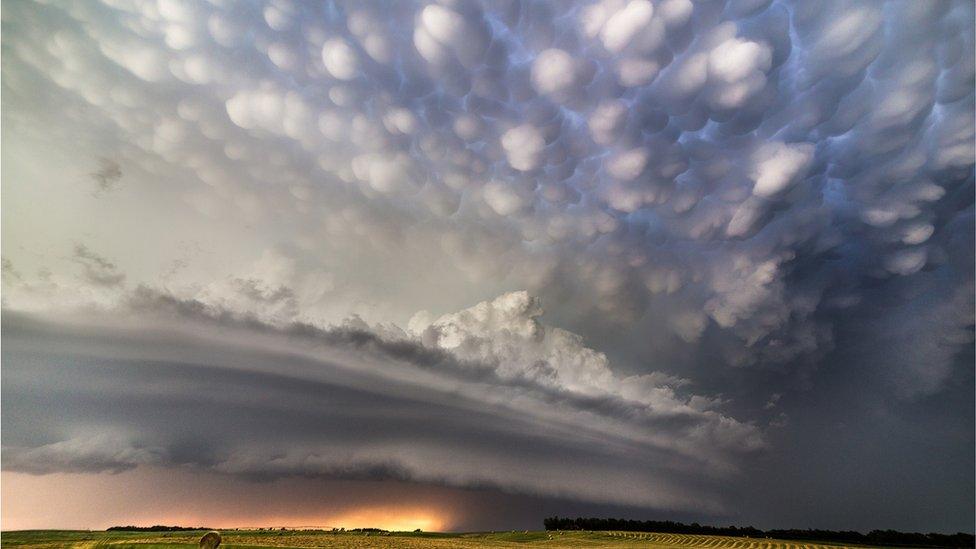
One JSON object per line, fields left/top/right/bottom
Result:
{"left": 0, "top": 529, "right": 898, "bottom": 549}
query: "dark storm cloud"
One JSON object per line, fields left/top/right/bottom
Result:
{"left": 1, "top": 297, "right": 760, "bottom": 513}
{"left": 1, "top": 0, "right": 973, "bottom": 533}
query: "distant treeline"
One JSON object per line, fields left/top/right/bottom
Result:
{"left": 543, "top": 517, "right": 975, "bottom": 548}
{"left": 107, "top": 526, "right": 211, "bottom": 532}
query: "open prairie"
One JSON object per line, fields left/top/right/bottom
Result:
{"left": 1, "top": 529, "right": 895, "bottom": 549}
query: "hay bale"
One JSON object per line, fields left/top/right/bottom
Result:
{"left": 200, "top": 531, "right": 221, "bottom": 549}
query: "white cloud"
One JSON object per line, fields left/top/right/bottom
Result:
{"left": 588, "top": 99, "right": 628, "bottom": 145}
{"left": 531, "top": 49, "right": 583, "bottom": 97}
{"left": 750, "top": 142, "right": 815, "bottom": 197}
{"left": 415, "top": 3, "right": 489, "bottom": 69}
{"left": 322, "top": 38, "right": 360, "bottom": 81}
{"left": 901, "top": 222, "right": 935, "bottom": 245}
{"left": 884, "top": 248, "right": 928, "bottom": 276}
{"left": 707, "top": 37, "right": 772, "bottom": 109}
{"left": 605, "top": 148, "right": 650, "bottom": 181}
{"left": 501, "top": 124, "right": 546, "bottom": 171}
{"left": 616, "top": 57, "right": 661, "bottom": 87}
{"left": 483, "top": 181, "right": 530, "bottom": 216}
{"left": 600, "top": 0, "right": 655, "bottom": 54}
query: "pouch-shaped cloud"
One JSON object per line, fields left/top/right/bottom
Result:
{"left": 596, "top": 0, "right": 655, "bottom": 54}
{"left": 322, "top": 38, "right": 360, "bottom": 80}
{"left": 606, "top": 148, "right": 651, "bottom": 181}
{"left": 414, "top": 3, "right": 490, "bottom": 68}
{"left": 750, "top": 142, "right": 815, "bottom": 198}
{"left": 531, "top": 49, "right": 589, "bottom": 97}
{"left": 482, "top": 181, "right": 532, "bottom": 216}
{"left": 707, "top": 37, "right": 772, "bottom": 109}
{"left": 588, "top": 100, "right": 629, "bottom": 145}
{"left": 501, "top": 125, "right": 546, "bottom": 172}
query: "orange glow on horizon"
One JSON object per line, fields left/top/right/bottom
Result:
{"left": 323, "top": 507, "right": 449, "bottom": 532}
{"left": 1, "top": 470, "right": 458, "bottom": 533}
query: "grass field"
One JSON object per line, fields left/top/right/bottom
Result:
{"left": 0, "top": 529, "right": 897, "bottom": 549}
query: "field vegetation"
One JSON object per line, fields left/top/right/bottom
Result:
{"left": 1, "top": 528, "right": 907, "bottom": 549}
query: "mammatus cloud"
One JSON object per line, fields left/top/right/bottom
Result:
{"left": 4, "top": 0, "right": 972, "bottom": 380}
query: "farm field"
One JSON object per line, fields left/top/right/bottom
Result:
{"left": 0, "top": 529, "right": 897, "bottom": 549}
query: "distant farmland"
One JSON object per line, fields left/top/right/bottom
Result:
{"left": 0, "top": 528, "right": 908, "bottom": 548}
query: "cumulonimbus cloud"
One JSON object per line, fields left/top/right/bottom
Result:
{"left": 3, "top": 0, "right": 971, "bottom": 388}
{"left": 2, "top": 288, "right": 762, "bottom": 513}
{"left": 0, "top": 0, "right": 973, "bottom": 528}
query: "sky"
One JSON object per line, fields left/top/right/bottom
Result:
{"left": 1, "top": 0, "right": 974, "bottom": 534}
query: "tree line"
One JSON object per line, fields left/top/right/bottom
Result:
{"left": 542, "top": 517, "right": 974, "bottom": 548}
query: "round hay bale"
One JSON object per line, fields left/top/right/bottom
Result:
{"left": 200, "top": 531, "right": 221, "bottom": 549}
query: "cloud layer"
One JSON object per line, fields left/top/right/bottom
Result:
{"left": 2, "top": 291, "right": 761, "bottom": 513}
{"left": 1, "top": 0, "right": 973, "bottom": 532}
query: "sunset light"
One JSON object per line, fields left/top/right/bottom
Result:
{"left": 326, "top": 508, "right": 448, "bottom": 532}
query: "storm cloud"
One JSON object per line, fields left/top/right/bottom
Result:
{"left": 2, "top": 292, "right": 760, "bottom": 513}
{"left": 1, "top": 0, "right": 973, "bottom": 533}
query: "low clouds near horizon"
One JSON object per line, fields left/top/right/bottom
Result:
{"left": 2, "top": 0, "right": 973, "bottom": 534}
{"left": 3, "top": 290, "right": 759, "bottom": 515}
